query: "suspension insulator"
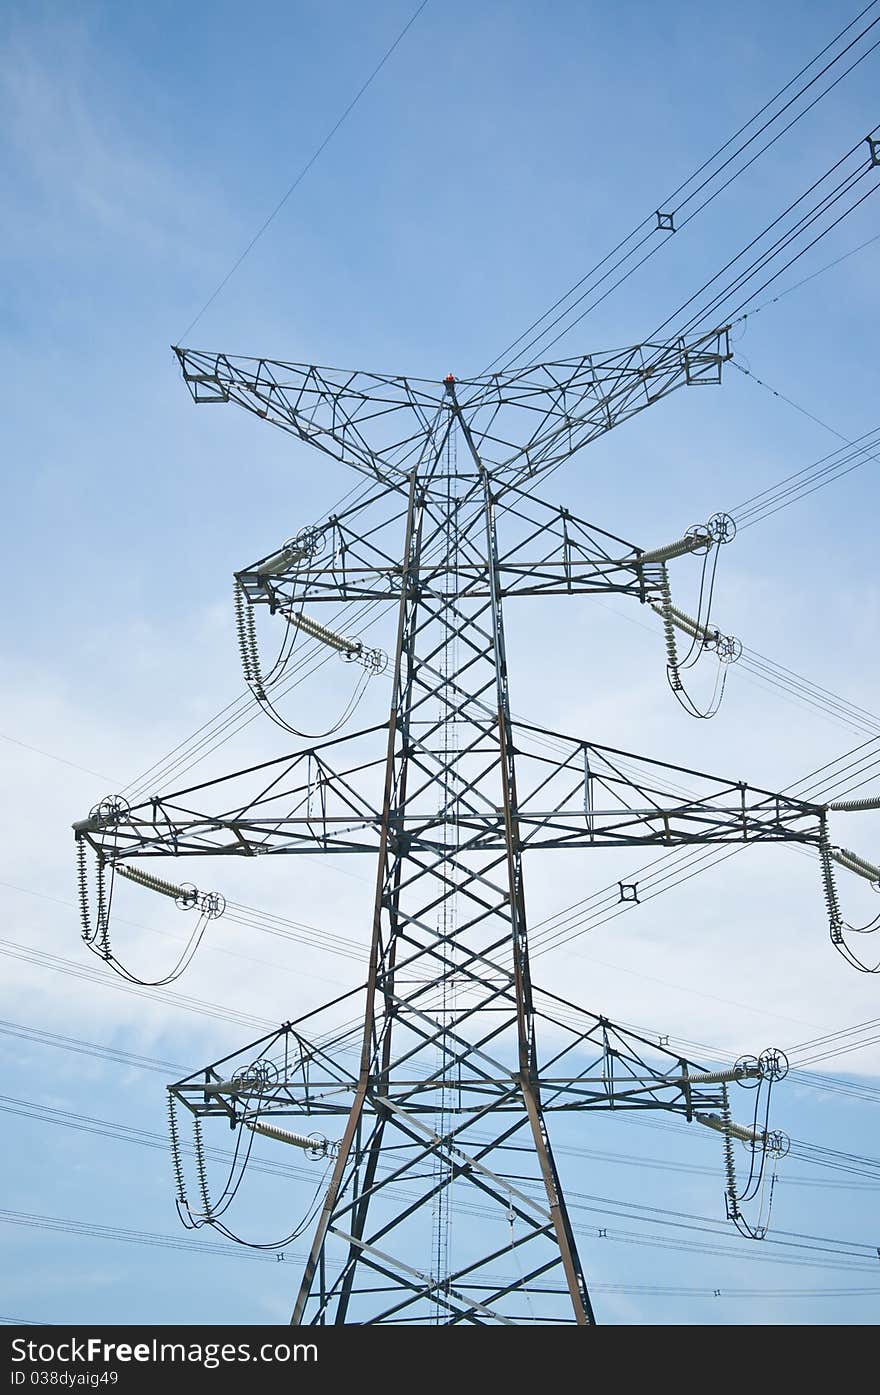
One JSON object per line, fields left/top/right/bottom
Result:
{"left": 720, "top": 1086, "right": 740, "bottom": 1220}
{"left": 95, "top": 857, "right": 110, "bottom": 959}
{"left": 75, "top": 840, "right": 91, "bottom": 941}
{"left": 658, "top": 565, "right": 684, "bottom": 691}
{"left": 74, "top": 840, "right": 110, "bottom": 954}
{"left": 234, "top": 579, "right": 265, "bottom": 699}
{"left": 819, "top": 823, "right": 846, "bottom": 945}
{"left": 193, "top": 1116, "right": 213, "bottom": 1219}
{"left": 167, "top": 1091, "right": 188, "bottom": 1206}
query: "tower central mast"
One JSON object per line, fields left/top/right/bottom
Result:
{"left": 71, "top": 326, "right": 873, "bottom": 1323}
{"left": 289, "top": 391, "right": 593, "bottom": 1323}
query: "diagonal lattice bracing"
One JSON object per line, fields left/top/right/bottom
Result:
{"left": 168, "top": 995, "right": 756, "bottom": 1323}
{"left": 74, "top": 333, "right": 857, "bottom": 1323}
{"left": 73, "top": 719, "right": 823, "bottom": 865}
{"left": 174, "top": 327, "right": 729, "bottom": 489}
{"left": 236, "top": 480, "right": 666, "bottom": 608}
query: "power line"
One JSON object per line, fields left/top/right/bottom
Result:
{"left": 503, "top": 114, "right": 880, "bottom": 366}
{"left": 0, "top": 733, "right": 114, "bottom": 784}
{"left": 178, "top": 1, "right": 431, "bottom": 341}
{"left": 483, "top": 3, "right": 880, "bottom": 372}
{"left": 9, "top": 1066, "right": 877, "bottom": 1191}
{"left": 732, "top": 360, "right": 853, "bottom": 441}
{"left": 0, "top": 879, "right": 367, "bottom": 986}
{"left": 8, "top": 681, "right": 879, "bottom": 1048}
{"left": 0, "top": 1017, "right": 184, "bottom": 1076}
{"left": 656, "top": 127, "right": 880, "bottom": 340}
{"left": 48, "top": 19, "right": 880, "bottom": 1317}
{"left": 743, "top": 227, "right": 880, "bottom": 317}
{"left": 0, "top": 937, "right": 277, "bottom": 1034}
{"left": 2, "top": 1204, "right": 874, "bottom": 1279}
{"left": 730, "top": 425, "right": 880, "bottom": 524}
{"left": 789, "top": 1015, "right": 880, "bottom": 1055}
{"left": 0, "top": 1207, "right": 298, "bottom": 1266}
{"left": 527, "top": 730, "right": 880, "bottom": 958}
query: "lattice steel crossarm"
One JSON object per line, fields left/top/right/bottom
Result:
{"left": 504, "top": 724, "right": 823, "bottom": 850}
{"left": 456, "top": 328, "right": 731, "bottom": 483}
{"left": 170, "top": 1004, "right": 755, "bottom": 1124}
{"left": 74, "top": 315, "right": 866, "bottom": 1327}
{"left": 174, "top": 325, "right": 730, "bottom": 488}
{"left": 168, "top": 995, "right": 781, "bottom": 1326}
{"left": 236, "top": 481, "right": 669, "bottom": 609}
{"left": 72, "top": 726, "right": 387, "bottom": 860}
{"left": 72, "top": 725, "right": 823, "bottom": 863}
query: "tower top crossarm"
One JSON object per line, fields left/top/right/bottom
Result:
{"left": 172, "top": 325, "right": 730, "bottom": 490}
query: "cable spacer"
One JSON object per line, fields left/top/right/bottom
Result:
{"left": 708, "top": 512, "right": 737, "bottom": 545}
{"left": 758, "top": 1048, "right": 789, "bottom": 1082}
{"left": 87, "top": 795, "right": 131, "bottom": 828}
{"left": 198, "top": 891, "right": 226, "bottom": 919}
{"left": 684, "top": 524, "right": 713, "bottom": 556}
{"left": 733, "top": 1054, "right": 761, "bottom": 1088}
{"left": 175, "top": 882, "right": 199, "bottom": 911}
{"left": 763, "top": 1130, "right": 790, "bottom": 1159}
{"left": 232, "top": 1060, "right": 278, "bottom": 1090}
{"left": 716, "top": 634, "right": 743, "bottom": 665}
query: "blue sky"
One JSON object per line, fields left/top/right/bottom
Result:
{"left": 1, "top": 0, "right": 879, "bottom": 1326}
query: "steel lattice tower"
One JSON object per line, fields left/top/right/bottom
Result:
{"left": 73, "top": 327, "right": 839, "bottom": 1324}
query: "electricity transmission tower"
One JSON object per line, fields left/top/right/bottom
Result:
{"left": 74, "top": 326, "right": 867, "bottom": 1325}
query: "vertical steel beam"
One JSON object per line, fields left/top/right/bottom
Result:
{"left": 291, "top": 471, "right": 421, "bottom": 1323}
